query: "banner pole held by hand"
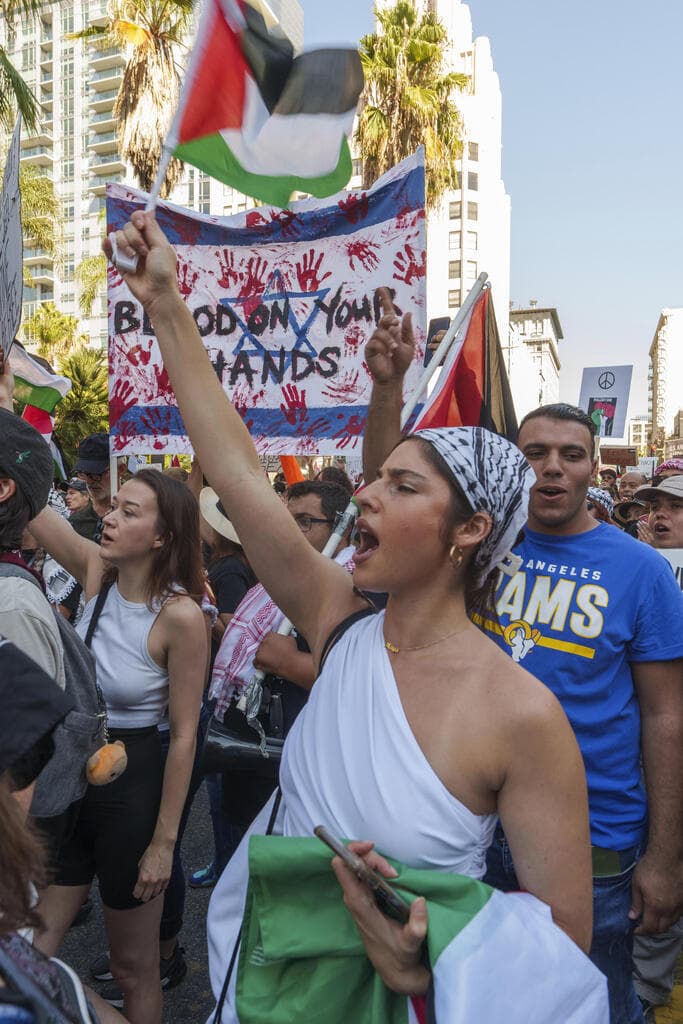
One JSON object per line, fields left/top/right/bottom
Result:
{"left": 107, "top": 145, "right": 173, "bottom": 274}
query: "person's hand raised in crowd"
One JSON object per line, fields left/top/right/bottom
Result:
{"left": 636, "top": 519, "right": 655, "bottom": 546}
{"left": 365, "top": 288, "right": 414, "bottom": 385}
{"left": 0, "top": 350, "right": 15, "bottom": 412}
{"left": 102, "top": 210, "right": 179, "bottom": 317}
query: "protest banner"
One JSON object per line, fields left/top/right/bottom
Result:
{"left": 578, "top": 365, "right": 633, "bottom": 439}
{"left": 106, "top": 151, "right": 427, "bottom": 456}
{"left": 0, "top": 117, "right": 23, "bottom": 359}
{"left": 661, "top": 549, "right": 683, "bottom": 592}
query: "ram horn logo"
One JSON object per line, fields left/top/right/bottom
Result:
{"left": 503, "top": 619, "right": 542, "bottom": 663}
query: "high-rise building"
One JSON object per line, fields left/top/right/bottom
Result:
{"left": 370, "top": 0, "right": 511, "bottom": 341}
{"left": 506, "top": 302, "right": 563, "bottom": 417}
{"left": 3, "top": 0, "right": 302, "bottom": 350}
{"left": 627, "top": 415, "right": 651, "bottom": 454}
{"left": 649, "top": 308, "right": 683, "bottom": 446}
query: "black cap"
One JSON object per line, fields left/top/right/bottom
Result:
{"left": 0, "top": 638, "right": 73, "bottom": 779}
{"left": 58, "top": 477, "right": 88, "bottom": 494}
{"left": 73, "top": 432, "right": 109, "bottom": 475}
{"left": 0, "top": 408, "right": 54, "bottom": 518}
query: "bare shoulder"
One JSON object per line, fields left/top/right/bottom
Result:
{"left": 159, "top": 593, "right": 206, "bottom": 632}
{"left": 481, "top": 636, "right": 572, "bottom": 738}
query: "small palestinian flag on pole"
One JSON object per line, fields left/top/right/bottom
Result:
{"left": 164, "top": 0, "right": 363, "bottom": 209}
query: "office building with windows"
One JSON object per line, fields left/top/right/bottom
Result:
{"left": 627, "top": 415, "right": 651, "bottom": 455}
{"left": 3, "top": 0, "right": 303, "bottom": 350}
{"left": 649, "top": 307, "right": 683, "bottom": 447}
{"left": 506, "top": 302, "right": 563, "bottom": 418}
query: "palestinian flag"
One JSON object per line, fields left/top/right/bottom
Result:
{"left": 11, "top": 342, "right": 71, "bottom": 414}
{"left": 168, "top": 0, "right": 364, "bottom": 208}
{"left": 234, "top": 835, "right": 608, "bottom": 1024}
{"left": 413, "top": 288, "right": 518, "bottom": 442}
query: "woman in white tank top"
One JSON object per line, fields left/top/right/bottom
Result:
{"left": 31, "top": 469, "right": 207, "bottom": 1024}
{"left": 108, "top": 215, "right": 595, "bottom": 1017}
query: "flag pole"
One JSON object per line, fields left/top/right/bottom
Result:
{"left": 144, "top": 145, "right": 174, "bottom": 213}
{"left": 399, "top": 271, "right": 488, "bottom": 430}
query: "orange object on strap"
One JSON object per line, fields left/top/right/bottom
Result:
{"left": 279, "top": 455, "right": 304, "bottom": 485}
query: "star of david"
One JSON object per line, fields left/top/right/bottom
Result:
{"left": 219, "top": 269, "right": 331, "bottom": 368}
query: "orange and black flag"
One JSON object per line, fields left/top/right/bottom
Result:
{"left": 412, "top": 288, "right": 518, "bottom": 442}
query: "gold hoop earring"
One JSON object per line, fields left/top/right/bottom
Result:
{"left": 449, "top": 544, "right": 463, "bottom": 569}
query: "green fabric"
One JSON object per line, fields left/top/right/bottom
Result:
{"left": 173, "top": 133, "right": 352, "bottom": 209}
{"left": 13, "top": 377, "right": 64, "bottom": 414}
{"left": 236, "top": 835, "right": 493, "bottom": 1024}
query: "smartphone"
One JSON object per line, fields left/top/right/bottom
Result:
{"left": 314, "top": 825, "right": 410, "bottom": 924}
{"left": 423, "top": 316, "right": 451, "bottom": 367}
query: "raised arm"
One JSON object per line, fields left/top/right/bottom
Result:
{"left": 30, "top": 506, "right": 104, "bottom": 601}
{"left": 362, "top": 288, "right": 414, "bottom": 483}
{"left": 103, "top": 212, "right": 361, "bottom": 656}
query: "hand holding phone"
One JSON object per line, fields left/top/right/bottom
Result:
{"left": 314, "top": 825, "right": 410, "bottom": 924}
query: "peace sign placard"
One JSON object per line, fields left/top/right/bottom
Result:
{"left": 578, "top": 365, "right": 633, "bottom": 440}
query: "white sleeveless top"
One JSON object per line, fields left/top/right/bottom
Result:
{"left": 280, "top": 610, "right": 497, "bottom": 877}
{"left": 77, "top": 584, "right": 169, "bottom": 729}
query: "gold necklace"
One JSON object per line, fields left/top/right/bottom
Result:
{"left": 384, "top": 626, "right": 467, "bottom": 655}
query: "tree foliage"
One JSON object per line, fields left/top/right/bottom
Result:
{"left": 22, "top": 301, "right": 87, "bottom": 361}
{"left": 75, "top": 253, "right": 107, "bottom": 317}
{"left": 54, "top": 346, "right": 109, "bottom": 469}
{"left": 20, "top": 164, "right": 61, "bottom": 286}
{"left": 73, "top": 0, "right": 194, "bottom": 197}
{"left": 0, "top": 0, "right": 53, "bottom": 131}
{"left": 356, "top": 1, "right": 468, "bottom": 208}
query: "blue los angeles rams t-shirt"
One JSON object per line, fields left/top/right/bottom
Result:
{"left": 488, "top": 523, "right": 683, "bottom": 849}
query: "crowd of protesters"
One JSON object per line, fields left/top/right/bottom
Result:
{"left": 0, "top": 208, "right": 680, "bottom": 1024}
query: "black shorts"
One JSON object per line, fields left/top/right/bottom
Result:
{"left": 52, "top": 727, "right": 164, "bottom": 911}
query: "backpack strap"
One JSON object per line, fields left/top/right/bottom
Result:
{"left": 319, "top": 607, "right": 376, "bottom": 673}
{"left": 83, "top": 582, "right": 113, "bottom": 649}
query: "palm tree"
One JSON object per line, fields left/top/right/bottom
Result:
{"left": 75, "top": 253, "right": 107, "bottom": 317}
{"left": 22, "top": 301, "right": 87, "bottom": 361}
{"left": 0, "top": 0, "right": 52, "bottom": 132}
{"left": 73, "top": 0, "right": 194, "bottom": 198}
{"left": 54, "top": 346, "right": 109, "bottom": 469}
{"left": 20, "top": 164, "right": 61, "bottom": 287}
{"left": 356, "top": 1, "right": 468, "bottom": 208}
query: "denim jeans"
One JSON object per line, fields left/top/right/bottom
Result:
{"left": 484, "top": 826, "right": 645, "bottom": 1024}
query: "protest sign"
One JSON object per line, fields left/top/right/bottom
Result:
{"left": 0, "top": 117, "right": 23, "bottom": 358}
{"left": 106, "top": 152, "right": 427, "bottom": 456}
{"left": 661, "top": 549, "right": 683, "bottom": 592}
{"left": 578, "top": 365, "right": 633, "bottom": 439}
{"left": 637, "top": 457, "right": 657, "bottom": 479}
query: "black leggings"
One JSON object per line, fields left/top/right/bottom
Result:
{"left": 52, "top": 727, "right": 164, "bottom": 911}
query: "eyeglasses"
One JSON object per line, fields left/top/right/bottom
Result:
{"left": 77, "top": 471, "right": 105, "bottom": 482}
{"left": 293, "top": 514, "right": 333, "bottom": 532}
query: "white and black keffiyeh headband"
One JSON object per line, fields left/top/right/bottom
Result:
{"left": 415, "top": 427, "right": 534, "bottom": 584}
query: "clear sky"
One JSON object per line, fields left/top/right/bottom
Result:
{"left": 301, "top": 0, "right": 683, "bottom": 420}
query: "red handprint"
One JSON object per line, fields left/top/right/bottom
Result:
{"left": 270, "top": 209, "right": 300, "bottom": 239}
{"left": 153, "top": 360, "right": 174, "bottom": 401}
{"left": 392, "top": 243, "right": 426, "bottom": 285}
{"left": 239, "top": 255, "right": 269, "bottom": 318}
{"left": 338, "top": 192, "right": 369, "bottom": 225}
{"left": 109, "top": 377, "right": 137, "bottom": 427}
{"left": 346, "top": 239, "right": 380, "bottom": 273}
{"left": 106, "top": 262, "right": 123, "bottom": 288}
{"left": 217, "top": 249, "right": 240, "bottom": 288}
{"left": 139, "top": 408, "right": 168, "bottom": 450}
{"left": 333, "top": 414, "right": 364, "bottom": 450}
{"left": 296, "top": 248, "right": 332, "bottom": 292}
{"left": 177, "top": 261, "right": 199, "bottom": 298}
{"left": 322, "top": 369, "right": 362, "bottom": 404}
{"left": 280, "top": 384, "right": 308, "bottom": 426}
{"left": 245, "top": 210, "right": 268, "bottom": 229}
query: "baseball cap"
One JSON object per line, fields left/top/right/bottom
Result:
{"left": 0, "top": 408, "right": 54, "bottom": 518}
{"left": 635, "top": 476, "right": 683, "bottom": 503}
{"left": 59, "top": 477, "right": 88, "bottom": 494}
{"left": 73, "top": 433, "right": 109, "bottom": 475}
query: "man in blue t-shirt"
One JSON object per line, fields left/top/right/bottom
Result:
{"left": 483, "top": 403, "right": 683, "bottom": 1024}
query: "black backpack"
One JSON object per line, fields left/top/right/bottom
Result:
{"left": 0, "top": 563, "right": 108, "bottom": 817}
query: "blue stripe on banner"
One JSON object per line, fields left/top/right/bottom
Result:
{"left": 110, "top": 403, "right": 431, "bottom": 444}
{"left": 106, "top": 164, "right": 425, "bottom": 247}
